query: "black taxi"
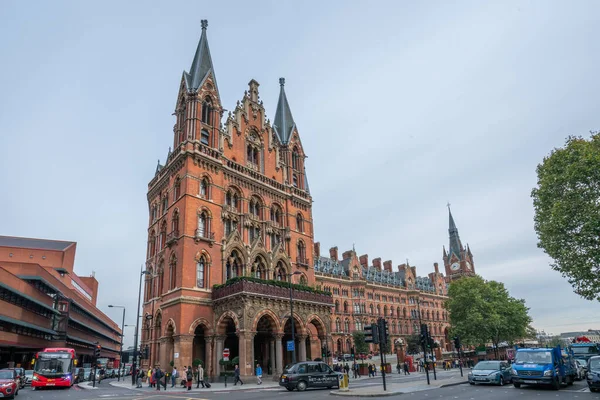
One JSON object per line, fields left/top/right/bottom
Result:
{"left": 279, "top": 361, "right": 342, "bottom": 391}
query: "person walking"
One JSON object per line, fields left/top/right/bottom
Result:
{"left": 343, "top": 363, "right": 350, "bottom": 378}
{"left": 403, "top": 362, "right": 410, "bottom": 375}
{"left": 147, "top": 368, "right": 153, "bottom": 387}
{"left": 233, "top": 364, "right": 244, "bottom": 385}
{"left": 136, "top": 368, "right": 143, "bottom": 388}
{"left": 256, "top": 364, "right": 263, "bottom": 385}
{"left": 352, "top": 362, "right": 358, "bottom": 379}
{"left": 186, "top": 367, "right": 193, "bottom": 391}
{"left": 396, "top": 363, "right": 401, "bottom": 374}
{"left": 196, "top": 365, "right": 205, "bottom": 388}
{"left": 171, "top": 367, "right": 178, "bottom": 387}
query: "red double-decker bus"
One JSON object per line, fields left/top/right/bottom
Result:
{"left": 32, "top": 348, "right": 76, "bottom": 389}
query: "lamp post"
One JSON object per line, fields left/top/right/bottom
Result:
{"left": 287, "top": 271, "right": 302, "bottom": 364}
{"left": 108, "top": 305, "right": 126, "bottom": 382}
{"left": 132, "top": 267, "right": 151, "bottom": 386}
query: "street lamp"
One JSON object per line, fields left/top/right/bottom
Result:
{"left": 108, "top": 305, "right": 126, "bottom": 382}
{"left": 132, "top": 267, "right": 151, "bottom": 386}
{"left": 287, "top": 271, "right": 302, "bottom": 364}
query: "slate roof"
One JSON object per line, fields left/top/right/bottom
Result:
{"left": 0, "top": 236, "right": 75, "bottom": 251}
{"left": 183, "top": 20, "right": 219, "bottom": 95}
{"left": 447, "top": 207, "right": 463, "bottom": 259}
{"left": 273, "top": 78, "right": 296, "bottom": 144}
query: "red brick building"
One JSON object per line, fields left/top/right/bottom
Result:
{"left": 0, "top": 236, "right": 122, "bottom": 368}
{"left": 141, "top": 21, "right": 331, "bottom": 378}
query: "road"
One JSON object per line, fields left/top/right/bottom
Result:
{"left": 13, "top": 375, "right": 598, "bottom": 400}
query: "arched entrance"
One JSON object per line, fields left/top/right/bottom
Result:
{"left": 253, "top": 313, "right": 278, "bottom": 375}
{"left": 164, "top": 321, "right": 175, "bottom": 368}
{"left": 192, "top": 325, "right": 206, "bottom": 367}
{"left": 306, "top": 316, "right": 327, "bottom": 361}
{"left": 282, "top": 315, "right": 304, "bottom": 365}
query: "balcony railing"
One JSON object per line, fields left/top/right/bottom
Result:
{"left": 195, "top": 230, "right": 215, "bottom": 241}
{"left": 296, "top": 257, "right": 310, "bottom": 267}
{"left": 166, "top": 230, "right": 179, "bottom": 243}
{"left": 213, "top": 278, "right": 333, "bottom": 305}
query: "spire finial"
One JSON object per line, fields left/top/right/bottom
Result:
{"left": 279, "top": 77, "right": 285, "bottom": 87}
{"left": 447, "top": 201, "right": 451, "bottom": 210}
{"left": 201, "top": 19, "right": 208, "bottom": 30}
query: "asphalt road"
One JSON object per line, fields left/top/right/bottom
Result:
{"left": 13, "top": 377, "right": 598, "bottom": 400}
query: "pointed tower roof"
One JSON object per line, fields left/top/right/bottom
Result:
{"left": 183, "top": 20, "right": 219, "bottom": 94}
{"left": 273, "top": 77, "right": 296, "bottom": 144}
{"left": 448, "top": 205, "right": 463, "bottom": 259}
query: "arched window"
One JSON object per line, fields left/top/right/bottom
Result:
{"left": 171, "top": 211, "right": 179, "bottom": 236}
{"left": 270, "top": 205, "right": 282, "bottom": 226}
{"left": 157, "top": 264, "right": 164, "bottom": 295}
{"left": 201, "top": 97, "right": 212, "bottom": 125}
{"left": 200, "top": 129, "right": 210, "bottom": 146}
{"left": 159, "top": 222, "right": 167, "bottom": 249}
{"left": 292, "top": 174, "right": 298, "bottom": 187}
{"left": 200, "top": 178, "right": 209, "bottom": 198}
{"left": 296, "top": 214, "right": 304, "bottom": 232}
{"left": 251, "top": 257, "right": 266, "bottom": 280}
{"left": 197, "top": 212, "right": 207, "bottom": 238}
{"left": 369, "top": 304, "right": 374, "bottom": 314}
{"left": 225, "top": 189, "right": 240, "bottom": 211}
{"left": 297, "top": 240, "right": 306, "bottom": 262}
{"left": 249, "top": 197, "right": 261, "bottom": 218}
{"left": 343, "top": 301, "right": 348, "bottom": 313}
{"left": 344, "top": 319, "right": 350, "bottom": 333}
{"left": 275, "top": 262, "right": 287, "bottom": 281}
{"left": 335, "top": 301, "right": 339, "bottom": 313}
{"left": 336, "top": 318, "right": 341, "bottom": 332}
{"left": 292, "top": 147, "right": 300, "bottom": 170}
{"left": 169, "top": 258, "right": 177, "bottom": 290}
{"left": 384, "top": 306, "right": 388, "bottom": 316}
{"left": 299, "top": 274, "right": 307, "bottom": 285}
{"left": 196, "top": 256, "right": 205, "bottom": 288}
{"left": 226, "top": 250, "right": 242, "bottom": 280}
{"left": 173, "top": 177, "right": 181, "bottom": 200}
{"left": 148, "top": 230, "right": 156, "bottom": 257}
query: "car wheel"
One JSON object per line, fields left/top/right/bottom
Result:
{"left": 286, "top": 387, "right": 294, "bottom": 391}
{"left": 296, "top": 381, "right": 307, "bottom": 391}
{"left": 499, "top": 376, "right": 504, "bottom": 386}
{"left": 513, "top": 382, "right": 521, "bottom": 388}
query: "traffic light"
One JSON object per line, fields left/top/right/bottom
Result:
{"left": 94, "top": 342, "right": 101, "bottom": 358}
{"left": 321, "top": 347, "right": 326, "bottom": 357}
{"left": 377, "top": 318, "right": 389, "bottom": 351}
{"left": 144, "top": 346, "right": 149, "bottom": 360}
{"left": 420, "top": 324, "right": 429, "bottom": 344}
{"left": 365, "top": 323, "right": 380, "bottom": 344}
{"left": 453, "top": 336, "right": 461, "bottom": 349}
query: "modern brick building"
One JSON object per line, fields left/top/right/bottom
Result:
{"left": 0, "top": 236, "right": 122, "bottom": 368}
{"left": 141, "top": 21, "right": 477, "bottom": 378}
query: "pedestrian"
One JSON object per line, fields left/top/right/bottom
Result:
{"left": 352, "top": 362, "right": 358, "bottom": 379}
{"left": 396, "top": 363, "right": 401, "bottom": 374}
{"left": 186, "top": 366, "right": 193, "bottom": 391}
{"left": 256, "top": 363, "right": 263, "bottom": 385}
{"left": 404, "top": 362, "right": 410, "bottom": 375}
{"left": 233, "top": 364, "right": 244, "bottom": 385}
{"left": 147, "top": 368, "right": 153, "bottom": 387}
{"left": 171, "top": 366, "right": 178, "bottom": 387}
{"left": 373, "top": 363, "right": 377, "bottom": 376}
{"left": 136, "top": 368, "right": 143, "bottom": 388}
{"left": 197, "top": 364, "right": 205, "bottom": 388}
{"left": 343, "top": 363, "right": 350, "bottom": 377}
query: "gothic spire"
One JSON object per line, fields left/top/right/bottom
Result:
{"left": 184, "top": 20, "right": 219, "bottom": 95}
{"left": 448, "top": 204, "right": 463, "bottom": 259}
{"left": 273, "top": 77, "right": 296, "bottom": 144}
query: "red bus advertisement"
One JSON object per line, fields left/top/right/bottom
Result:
{"left": 32, "top": 348, "right": 76, "bottom": 389}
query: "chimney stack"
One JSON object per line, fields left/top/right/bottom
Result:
{"left": 342, "top": 250, "right": 353, "bottom": 260}
{"left": 359, "top": 254, "right": 369, "bottom": 269}
{"left": 329, "top": 246, "right": 338, "bottom": 261}
{"left": 398, "top": 263, "right": 407, "bottom": 272}
{"left": 434, "top": 262, "right": 439, "bottom": 274}
{"left": 314, "top": 242, "right": 321, "bottom": 257}
{"left": 383, "top": 260, "right": 393, "bottom": 272}
{"left": 373, "top": 258, "right": 382, "bottom": 271}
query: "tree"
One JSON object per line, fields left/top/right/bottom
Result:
{"left": 405, "top": 334, "right": 422, "bottom": 355}
{"left": 531, "top": 132, "right": 600, "bottom": 302}
{"left": 352, "top": 331, "right": 369, "bottom": 355}
{"left": 446, "top": 276, "right": 532, "bottom": 358}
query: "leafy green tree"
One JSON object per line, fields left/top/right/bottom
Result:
{"left": 531, "top": 132, "right": 600, "bottom": 301}
{"left": 405, "top": 334, "right": 422, "bottom": 355}
{"left": 352, "top": 331, "right": 369, "bottom": 355}
{"left": 446, "top": 276, "right": 532, "bottom": 358}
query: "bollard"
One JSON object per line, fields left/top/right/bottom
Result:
{"left": 338, "top": 373, "right": 349, "bottom": 392}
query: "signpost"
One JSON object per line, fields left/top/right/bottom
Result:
{"left": 223, "top": 348, "right": 230, "bottom": 362}
{"left": 287, "top": 340, "right": 295, "bottom": 352}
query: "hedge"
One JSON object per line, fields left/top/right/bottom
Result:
{"left": 213, "top": 276, "right": 332, "bottom": 296}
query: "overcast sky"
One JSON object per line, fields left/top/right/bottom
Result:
{"left": 1, "top": 0, "right": 599, "bottom": 347}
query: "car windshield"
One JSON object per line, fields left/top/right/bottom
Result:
{"left": 515, "top": 351, "right": 552, "bottom": 364}
{"left": 283, "top": 364, "right": 295, "bottom": 373}
{"left": 34, "top": 354, "right": 72, "bottom": 377}
{"left": 0, "top": 371, "right": 13, "bottom": 379}
{"left": 474, "top": 361, "right": 500, "bottom": 370}
{"left": 590, "top": 359, "right": 600, "bottom": 370}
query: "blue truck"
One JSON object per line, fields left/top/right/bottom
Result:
{"left": 511, "top": 346, "right": 577, "bottom": 390}
{"left": 569, "top": 342, "right": 600, "bottom": 362}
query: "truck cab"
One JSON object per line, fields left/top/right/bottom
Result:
{"left": 511, "top": 346, "right": 575, "bottom": 390}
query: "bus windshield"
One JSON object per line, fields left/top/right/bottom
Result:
{"left": 34, "top": 353, "right": 72, "bottom": 377}
{"left": 572, "top": 346, "right": 597, "bottom": 355}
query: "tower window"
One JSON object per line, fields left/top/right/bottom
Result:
{"left": 292, "top": 147, "right": 300, "bottom": 170}
{"left": 200, "top": 178, "right": 209, "bottom": 198}
{"left": 296, "top": 213, "right": 304, "bottom": 233}
{"left": 202, "top": 97, "right": 212, "bottom": 125}
{"left": 292, "top": 174, "right": 298, "bottom": 187}
{"left": 196, "top": 256, "right": 205, "bottom": 288}
{"left": 201, "top": 129, "right": 210, "bottom": 145}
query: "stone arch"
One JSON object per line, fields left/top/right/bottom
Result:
{"left": 281, "top": 313, "right": 306, "bottom": 335}
{"left": 195, "top": 249, "right": 212, "bottom": 263}
{"left": 215, "top": 310, "right": 240, "bottom": 335}
{"left": 164, "top": 318, "right": 177, "bottom": 336}
{"left": 252, "top": 309, "right": 281, "bottom": 333}
{"left": 189, "top": 317, "right": 213, "bottom": 335}
{"left": 197, "top": 205, "right": 213, "bottom": 219}
{"left": 306, "top": 314, "right": 327, "bottom": 338}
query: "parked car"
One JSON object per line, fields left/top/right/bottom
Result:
{"left": 4, "top": 368, "right": 24, "bottom": 389}
{"left": 0, "top": 369, "right": 19, "bottom": 398}
{"left": 83, "top": 367, "right": 92, "bottom": 381}
{"left": 24, "top": 369, "right": 33, "bottom": 385}
{"left": 587, "top": 356, "right": 600, "bottom": 393}
{"left": 468, "top": 360, "right": 511, "bottom": 386}
{"left": 279, "top": 361, "right": 342, "bottom": 391}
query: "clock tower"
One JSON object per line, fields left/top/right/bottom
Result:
{"left": 443, "top": 205, "right": 475, "bottom": 280}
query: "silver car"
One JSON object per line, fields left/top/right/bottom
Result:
{"left": 468, "top": 360, "right": 512, "bottom": 386}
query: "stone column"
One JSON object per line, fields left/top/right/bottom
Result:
{"left": 237, "top": 330, "right": 255, "bottom": 376}
{"left": 275, "top": 334, "right": 283, "bottom": 375}
{"left": 174, "top": 334, "right": 194, "bottom": 370}
{"left": 269, "top": 339, "right": 275, "bottom": 375}
{"left": 215, "top": 335, "right": 225, "bottom": 377}
{"left": 298, "top": 335, "right": 308, "bottom": 362}
{"left": 205, "top": 335, "right": 214, "bottom": 380}
{"left": 158, "top": 337, "right": 168, "bottom": 369}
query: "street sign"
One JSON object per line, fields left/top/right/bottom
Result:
{"left": 287, "top": 340, "right": 295, "bottom": 351}
{"left": 174, "top": 352, "right": 179, "bottom": 359}
{"left": 223, "top": 348, "right": 230, "bottom": 362}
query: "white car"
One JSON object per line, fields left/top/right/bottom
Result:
{"left": 575, "top": 359, "right": 586, "bottom": 380}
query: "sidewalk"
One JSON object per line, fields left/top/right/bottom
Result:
{"left": 109, "top": 378, "right": 281, "bottom": 393}
{"left": 330, "top": 375, "right": 468, "bottom": 397}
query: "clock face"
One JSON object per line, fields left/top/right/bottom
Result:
{"left": 451, "top": 263, "right": 460, "bottom": 271}
{"left": 466, "top": 262, "right": 472, "bottom": 270}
